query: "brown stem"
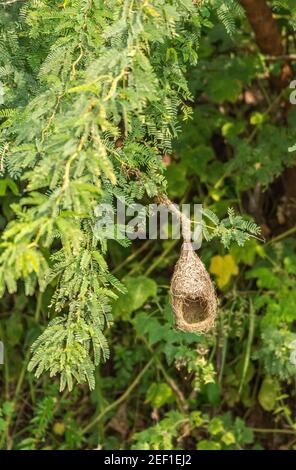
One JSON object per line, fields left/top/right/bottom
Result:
{"left": 156, "top": 193, "right": 192, "bottom": 243}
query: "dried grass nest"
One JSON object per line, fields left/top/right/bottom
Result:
{"left": 171, "top": 242, "right": 217, "bottom": 333}
{"left": 160, "top": 195, "right": 217, "bottom": 333}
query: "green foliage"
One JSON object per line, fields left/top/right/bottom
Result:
{"left": 113, "top": 276, "right": 157, "bottom": 319}
{"left": 132, "top": 410, "right": 254, "bottom": 450}
{"left": 254, "top": 327, "right": 296, "bottom": 381}
{"left": 247, "top": 243, "right": 296, "bottom": 327}
{"left": 18, "top": 396, "right": 56, "bottom": 450}
{"left": 0, "top": 0, "right": 259, "bottom": 390}
{"left": 258, "top": 376, "right": 280, "bottom": 412}
{"left": 145, "top": 382, "right": 174, "bottom": 409}
{"left": 202, "top": 207, "right": 261, "bottom": 248}
{"left": 0, "top": 0, "right": 203, "bottom": 389}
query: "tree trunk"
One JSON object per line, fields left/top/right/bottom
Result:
{"left": 240, "top": 0, "right": 283, "bottom": 55}
{"left": 240, "top": 0, "right": 295, "bottom": 231}
{"left": 240, "top": 0, "right": 292, "bottom": 87}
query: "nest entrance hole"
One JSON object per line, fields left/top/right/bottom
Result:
{"left": 181, "top": 297, "right": 208, "bottom": 324}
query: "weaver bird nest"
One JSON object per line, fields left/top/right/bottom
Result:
{"left": 171, "top": 242, "right": 217, "bottom": 333}
{"left": 160, "top": 195, "right": 217, "bottom": 333}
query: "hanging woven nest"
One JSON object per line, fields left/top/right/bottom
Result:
{"left": 159, "top": 194, "right": 217, "bottom": 333}
{"left": 171, "top": 242, "right": 217, "bottom": 333}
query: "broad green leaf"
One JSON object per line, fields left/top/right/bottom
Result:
{"left": 206, "top": 77, "right": 242, "bottom": 103}
{"left": 258, "top": 377, "right": 280, "bottom": 411}
{"left": 197, "top": 440, "right": 221, "bottom": 450}
{"left": 113, "top": 276, "right": 157, "bottom": 319}
{"left": 208, "top": 417, "right": 224, "bottom": 436}
{"left": 221, "top": 431, "right": 235, "bottom": 446}
{"left": 145, "top": 383, "right": 173, "bottom": 408}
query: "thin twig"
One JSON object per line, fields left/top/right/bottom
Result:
{"left": 112, "top": 240, "right": 152, "bottom": 275}
{"left": 144, "top": 238, "right": 178, "bottom": 276}
{"left": 157, "top": 194, "right": 192, "bottom": 242}
{"left": 0, "top": 349, "right": 31, "bottom": 449}
{"left": 265, "top": 226, "right": 296, "bottom": 246}
{"left": 155, "top": 357, "right": 189, "bottom": 413}
{"left": 142, "top": 337, "right": 188, "bottom": 413}
{"left": 239, "top": 299, "right": 255, "bottom": 395}
{"left": 81, "top": 356, "right": 155, "bottom": 435}
{"left": 265, "top": 54, "right": 296, "bottom": 61}
{"left": 252, "top": 428, "right": 296, "bottom": 435}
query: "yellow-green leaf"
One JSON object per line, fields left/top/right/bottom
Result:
{"left": 258, "top": 377, "right": 280, "bottom": 411}
{"left": 210, "top": 254, "right": 239, "bottom": 288}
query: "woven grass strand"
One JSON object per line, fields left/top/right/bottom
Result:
{"left": 159, "top": 195, "right": 217, "bottom": 333}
